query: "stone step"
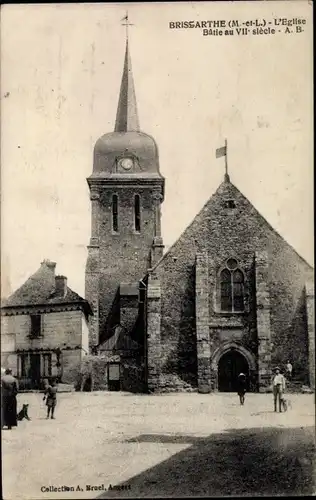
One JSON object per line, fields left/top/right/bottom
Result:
{"left": 57, "top": 383, "right": 75, "bottom": 392}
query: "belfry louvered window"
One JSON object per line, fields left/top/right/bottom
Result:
{"left": 112, "top": 194, "right": 118, "bottom": 232}
{"left": 220, "top": 258, "right": 245, "bottom": 312}
{"left": 134, "top": 194, "right": 141, "bottom": 232}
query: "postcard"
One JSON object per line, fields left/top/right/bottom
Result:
{"left": 1, "top": 2, "right": 314, "bottom": 499}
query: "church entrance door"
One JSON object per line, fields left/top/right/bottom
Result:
{"left": 218, "top": 349, "right": 249, "bottom": 392}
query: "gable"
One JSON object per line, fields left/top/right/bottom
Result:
{"left": 153, "top": 180, "right": 313, "bottom": 275}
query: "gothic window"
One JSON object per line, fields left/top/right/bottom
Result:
{"left": 134, "top": 194, "right": 141, "bottom": 232}
{"left": 112, "top": 194, "right": 118, "bottom": 232}
{"left": 220, "top": 259, "right": 245, "bottom": 312}
{"left": 30, "top": 314, "right": 42, "bottom": 337}
{"left": 220, "top": 269, "right": 232, "bottom": 311}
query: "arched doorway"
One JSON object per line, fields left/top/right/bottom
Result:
{"left": 218, "top": 349, "right": 249, "bottom": 392}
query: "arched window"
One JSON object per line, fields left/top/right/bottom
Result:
{"left": 112, "top": 194, "right": 118, "bottom": 232}
{"left": 134, "top": 194, "right": 141, "bottom": 232}
{"left": 220, "top": 259, "right": 245, "bottom": 312}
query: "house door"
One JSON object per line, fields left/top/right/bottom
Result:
{"left": 218, "top": 349, "right": 249, "bottom": 392}
{"left": 29, "top": 353, "right": 41, "bottom": 389}
{"left": 108, "top": 363, "right": 121, "bottom": 391}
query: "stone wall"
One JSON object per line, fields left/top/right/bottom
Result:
{"left": 10, "top": 309, "right": 84, "bottom": 350}
{"left": 255, "top": 251, "right": 272, "bottom": 390}
{"left": 120, "top": 285, "right": 139, "bottom": 337}
{"left": 1, "top": 352, "right": 17, "bottom": 375}
{"left": 1, "top": 315, "right": 16, "bottom": 373}
{"left": 305, "top": 282, "right": 315, "bottom": 389}
{"left": 78, "top": 352, "right": 144, "bottom": 392}
{"left": 1, "top": 308, "right": 86, "bottom": 384}
{"left": 268, "top": 243, "right": 311, "bottom": 382}
{"left": 195, "top": 253, "right": 211, "bottom": 392}
{"left": 85, "top": 244, "right": 100, "bottom": 350}
{"left": 146, "top": 272, "right": 162, "bottom": 392}
{"left": 87, "top": 186, "right": 163, "bottom": 346}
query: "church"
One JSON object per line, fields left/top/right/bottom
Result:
{"left": 85, "top": 38, "right": 314, "bottom": 393}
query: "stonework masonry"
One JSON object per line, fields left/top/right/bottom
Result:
{"left": 195, "top": 253, "right": 211, "bottom": 392}
{"left": 146, "top": 272, "right": 162, "bottom": 392}
{"left": 305, "top": 282, "right": 315, "bottom": 389}
{"left": 255, "top": 251, "right": 272, "bottom": 390}
{"left": 86, "top": 185, "right": 164, "bottom": 347}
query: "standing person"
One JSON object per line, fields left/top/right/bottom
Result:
{"left": 43, "top": 378, "right": 58, "bottom": 419}
{"left": 273, "top": 367, "right": 286, "bottom": 413}
{"left": 286, "top": 360, "right": 293, "bottom": 381}
{"left": 237, "top": 373, "right": 247, "bottom": 405}
{"left": 1, "top": 368, "right": 18, "bottom": 430}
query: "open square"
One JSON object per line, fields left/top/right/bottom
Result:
{"left": 2, "top": 392, "right": 315, "bottom": 499}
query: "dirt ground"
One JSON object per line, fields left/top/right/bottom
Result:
{"left": 2, "top": 392, "right": 315, "bottom": 499}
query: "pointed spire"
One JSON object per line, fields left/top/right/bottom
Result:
{"left": 114, "top": 39, "right": 140, "bottom": 132}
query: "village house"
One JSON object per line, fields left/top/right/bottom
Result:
{"left": 1, "top": 260, "right": 92, "bottom": 389}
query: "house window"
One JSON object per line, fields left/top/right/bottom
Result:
{"left": 30, "top": 315, "right": 42, "bottom": 337}
{"left": 134, "top": 194, "right": 141, "bottom": 232}
{"left": 220, "top": 259, "right": 245, "bottom": 312}
{"left": 42, "top": 353, "right": 52, "bottom": 377}
{"left": 112, "top": 194, "right": 118, "bottom": 232}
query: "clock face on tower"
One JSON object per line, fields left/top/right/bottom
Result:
{"left": 118, "top": 157, "right": 134, "bottom": 171}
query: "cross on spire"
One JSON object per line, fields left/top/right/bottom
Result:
{"left": 121, "top": 12, "right": 134, "bottom": 42}
{"left": 115, "top": 13, "right": 139, "bottom": 132}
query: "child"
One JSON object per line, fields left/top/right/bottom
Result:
{"left": 43, "top": 378, "right": 58, "bottom": 419}
{"left": 237, "top": 373, "right": 247, "bottom": 406}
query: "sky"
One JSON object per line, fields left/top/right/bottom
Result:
{"left": 1, "top": 1, "right": 313, "bottom": 298}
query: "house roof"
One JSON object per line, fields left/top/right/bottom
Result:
{"left": 1, "top": 260, "right": 92, "bottom": 315}
{"left": 100, "top": 324, "right": 141, "bottom": 351}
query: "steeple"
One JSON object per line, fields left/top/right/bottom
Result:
{"left": 114, "top": 40, "right": 140, "bottom": 132}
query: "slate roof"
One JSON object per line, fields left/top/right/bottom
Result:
{"left": 115, "top": 39, "right": 139, "bottom": 133}
{"left": 1, "top": 260, "right": 92, "bottom": 315}
{"left": 100, "top": 325, "right": 141, "bottom": 351}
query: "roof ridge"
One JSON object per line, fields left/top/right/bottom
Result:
{"left": 150, "top": 181, "right": 224, "bottom": 271}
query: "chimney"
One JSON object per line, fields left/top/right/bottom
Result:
{"left": 41, "top": 259, "right": 57, "bottom": 271}
{"left": 55, "top": 275, "right": 67, "bottom": 298}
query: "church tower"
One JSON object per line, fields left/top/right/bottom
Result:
{"left": 85, "top": 38, "right": 165, "bottom": 349}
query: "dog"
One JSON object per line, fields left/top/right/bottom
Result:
{"left": 281, "top": 397, "right": 292, "bottom": 412}
{"left": 17, "top": 404, "right": 31, "bottom": 421}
